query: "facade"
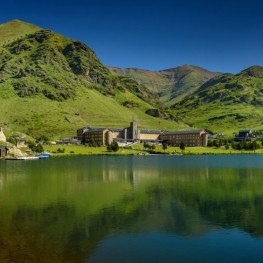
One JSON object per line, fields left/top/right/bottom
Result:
{"left": 159, "top": 130, "right": 208, "bottom": 147}
{"left": 83, "top": 128, "right": 115, "bottom": 146}
{"left": 0, "top": 146, "right": 8, "bottom": 157}
{"left": 235, "top": 130, "right": 255, "bottom": 142}
{"left": 139, "top": 129, "right": 163, "bottom": 142}
{"left": 78, "top": 121, "right": 208, "bottom": 147}
{"left": 77, "top": 127, "right": 89, "bottom": 141}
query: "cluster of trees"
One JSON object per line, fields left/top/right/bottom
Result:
{"left": 208, "top": 139, "right": 261, "bottom": 150}
{"left": 231, "top": 140, "right": 261, "bottom": 150}
{"left": 161, "top": 142, "right": 185, "bottom": 151}
{"left": 27, "top": 141, "right": 44, "bottom": 153}
{"left": 143, "top": 142, "right": 156, "bottom": 151}
{"left": 86, "top": 139, "right": 102, "bottom": 147}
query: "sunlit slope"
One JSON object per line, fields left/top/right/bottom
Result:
{"left": 172, "top": 66, "right": 263, "bottom": 134}
{"left": 111, "top": 65, "right": 218, "bottom": 105}
{"left": 0, "top": 19, "right": 41, "bottom": 46}
{"left": 0, "top": 20, "right": 184, "bottom": 137}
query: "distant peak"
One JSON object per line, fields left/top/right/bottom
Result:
{"left": 10, "top": 19, "right": 22, "bottom": 22}
{"left": 238, "top": 65, "right": 263, "bottom": 78}
{"left": 1, "top": 19, "right": 41, "bottom": 28}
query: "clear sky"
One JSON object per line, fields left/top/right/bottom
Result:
{"left": 1, "top": 0, "right": 263, "bottom": 73}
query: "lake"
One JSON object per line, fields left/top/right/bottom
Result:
{"left": 0, "top": 155, "right": 263, "bottom": 263}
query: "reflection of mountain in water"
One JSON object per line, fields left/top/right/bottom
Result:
{"left": 1, "top": 155, "right": 263, "bottom": 262}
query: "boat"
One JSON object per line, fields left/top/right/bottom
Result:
{"left": 38, "top": 152, "right": 51, "bottom": 159}
{"left": 4, "top": 152, "right": 51, "bottom": 160}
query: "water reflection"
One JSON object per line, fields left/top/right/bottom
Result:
{"left": 0, "top": 155, "right": 263, "bottom": 262}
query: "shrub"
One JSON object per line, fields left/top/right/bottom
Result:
{"left": 107, "top": 141, "right": 119, "bottom": 152}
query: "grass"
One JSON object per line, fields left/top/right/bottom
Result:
{"left": 43, "top": 143, "right": 263, "bottom": 157}
{"left": 173, "top": 67, "right": 263, "bottom": 135}
{"left": 0, "top": 19, "right": 40, "bottom": 46}
{"left": 0, "top": 85, "right": 186, "bottom": 139}
{"left": 0, "top": 22, "right": 186, "bottom": 139}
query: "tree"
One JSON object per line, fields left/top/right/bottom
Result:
{"left": 162, "top": 143, "right": 168, "bottom": 150}
{"left": 151, "top": 144, "right": 156, "bottom": 150}
{"left": 107, "top": 141, "right": 119, "bottom": 152}
{"left": 35, "top": 143, "right": 44, "bottom": 153}
{"left": 27, "top": 141, "right": 37, "bottom": 152}
{"left": 180, "top": 142, "right": 185, "bottom": 151}
{"left": 7, "top": 137, "right": 16, "bottom": 145}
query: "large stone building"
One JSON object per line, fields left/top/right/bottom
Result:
{"left": 77, "top": 121, "right": 208, "bottom": 147}
{"left": 159, "top": 129, "right": 208, "bottom": 147}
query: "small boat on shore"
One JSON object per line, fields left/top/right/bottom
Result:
{"left": 4, "top": 152, "right": 51, "bottom": 160}
{"left": 38, "top": 152, "right": 51, "bottom": 159}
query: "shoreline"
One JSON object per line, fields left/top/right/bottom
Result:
{"left": 1, "top": 144, "right": 262, "bottom": 160}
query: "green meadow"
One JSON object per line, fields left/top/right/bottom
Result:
{"left": 43, "top": 143, "right": 263, "bottom": 157}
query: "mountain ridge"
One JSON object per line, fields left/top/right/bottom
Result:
{"left": 110, "top": 65, "right": 219, "bottom": 105}
{"left": 1, "top": 19, "right": 263, "bottom": 138}
{"left": 0, "top": 20, "right": 185, "bottom": 138}
{"left": 0, "top": 19, "right": 41, "bottom": 46}
{"left": 172, "top": 65, "right": 263, "bottom": 134}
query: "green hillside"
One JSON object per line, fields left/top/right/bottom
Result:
{"left": 0, "top": 19, "right": 40, "bottom": 46}
{"left": 172, "top": 66, "right": 263, "bottom": 135}
{"left": 110, "top": 67, "right": 172, "bottom": 93}
{"left": 111, "top": 65, "right": 218, "bottom": 105}
{"left": 0, "top": 20, "right": 185, "bottom": 138}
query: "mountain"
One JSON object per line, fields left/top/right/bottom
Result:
{"left": 110, "top": 65, "right": 219, "bottom": 105}
{"left": 172, "top": 65, "right": 263, "bottom": 134}
{"left": 0, "top": 20, "right": 185, "bottom": 138}
{"left": 2, "top": 19, "right": 262, "bottom": 138}
{"left": 0, "top": 19, "right": 41, "bottom": 46}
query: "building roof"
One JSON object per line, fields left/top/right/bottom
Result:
{"left": 140, "top": 129, "right": 163, "bottom": 134}
{"left": 77, "top": 126, "right": 89, "bottom": 132}
{"left": 109, "top": 128, "right": 123, "bottom": 132}
{"left": 239, "top": 130, "right": 252, "bottom": 133}
{"left": 88, "top": 127, "right": 108, "bottom": 132}
{"left": 162, "top": 129, "right": 205, "bottom": 135}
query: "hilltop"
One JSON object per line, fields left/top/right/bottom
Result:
{"left": 172, "top": 65, "right": 263, "bottom": 134}
{"left": 113, "top": 64, "right": 263, "bottom": 135}
{"left": 0, "top": 20, "right": 185, "bottom": 138}
{"left": 1, "top": 19, "right": 263, "bottom": 138}
{"left": 0, "top": 19, "right": 41, "bottom": 46}
{"left": 110, "top": 65, "right": 219, "bottom": 105}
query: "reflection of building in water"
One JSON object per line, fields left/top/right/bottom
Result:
{"left": 99, "top": 157, "right": 160, "bottom": 189}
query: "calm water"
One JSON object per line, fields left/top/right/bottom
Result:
{"left": 0, "top": 155, "right": 263, "bottom": 263}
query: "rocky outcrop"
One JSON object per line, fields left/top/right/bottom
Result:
{"left": 0, "top": 128, "right": 6, "bottom": 142}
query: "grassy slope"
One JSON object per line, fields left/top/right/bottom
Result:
{"left": 0, "top": 20, "right": 186, "bottom": 138}
{"left": 173, "top": 66, "right": 263, "bottom": 135}
{"left": 0, "top": 19, "right": 40, "bottom": 46}
{"left": 110, "top": 65, "right": 218, "bottom": 105}
{"left": 160, "top": 65, "right": 219, "bottom": 105}
{"left": 110, "top": 67, "right": 172, "bottom": 93}
{"left": 0, "top": 84, "right": 185, "bottom": 139}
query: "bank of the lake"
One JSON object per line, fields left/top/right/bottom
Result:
{"left": 43, "top": 143, "right": 263, "bottom": 157}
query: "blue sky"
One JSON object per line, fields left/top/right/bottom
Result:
{"left": 1, "top": 0, "right": 263, "bottom": 73}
